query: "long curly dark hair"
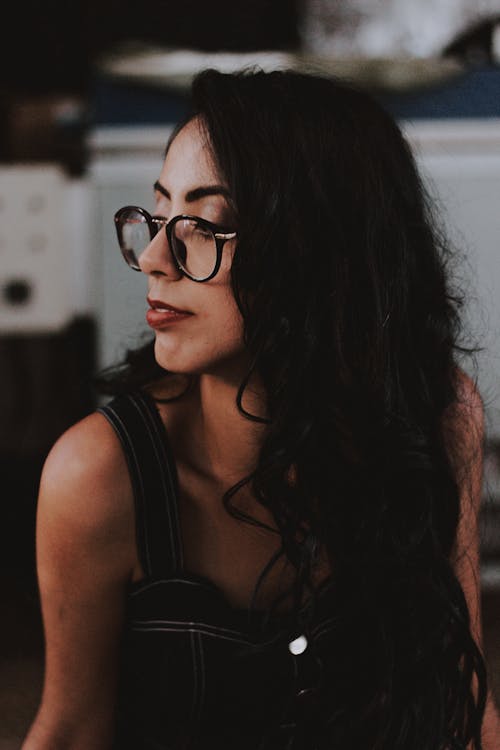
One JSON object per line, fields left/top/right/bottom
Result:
{"left": 96, "top": 68, "right": 488, "bottom": 749}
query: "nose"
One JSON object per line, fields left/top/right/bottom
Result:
{"left": 138, "top": 226, "right": 183, "bottom": 279}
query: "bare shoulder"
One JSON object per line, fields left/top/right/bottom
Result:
{"left": 442, "top": 368, "right": 485, "bottom": 562}
{"left": 28, "top": 412, "right": 136, "bottom": 747}
{"left": 451, "top": 367, "right": 484, "bottom": 419}
{"left": 446, "top": 382, "right": 500, "bottom": 745}
{"left": 38, "top": 410, "right": 135, "bottom": 564}
{"left": 442, "top": 367, "right": 484, "bottom": 428}
{"left": 442, "top": 367, "right": 484, "bottom": 486}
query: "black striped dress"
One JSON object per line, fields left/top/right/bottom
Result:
{"left": 98, "top": 389, "right": 336, "bottom": 750}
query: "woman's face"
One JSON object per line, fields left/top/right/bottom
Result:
{"left": 139, "top": 117, "right": 244, "bottom": 378}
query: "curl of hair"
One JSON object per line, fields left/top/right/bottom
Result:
{"left": 96, "top": 68, "right": 487, "bottom": 749}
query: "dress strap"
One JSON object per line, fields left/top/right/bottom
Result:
{"left": 97, "top": 389, "right": 184, "bottom": 578}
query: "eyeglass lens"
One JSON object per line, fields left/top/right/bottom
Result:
{"left": 118, "top": 208, "right": 148, "bottom": 270}
{"left": 173, "top": 219, "right": 217, "bottom": 279}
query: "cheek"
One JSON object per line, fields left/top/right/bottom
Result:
{"left": 153, "top": 290, "right": 245, "bottom": 373}
{"left": 203, "top": 293, "right": 244, "bottom": 353}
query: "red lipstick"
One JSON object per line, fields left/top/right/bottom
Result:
{"left": 146, "top": 298, "right": 193, "bottom": 329}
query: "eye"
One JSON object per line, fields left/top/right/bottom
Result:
{"left": 194, "top": 224, "right": 213, "bottom": 239}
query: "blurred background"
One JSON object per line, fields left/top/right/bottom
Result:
{"left": 1, "top": 0, "right": 499, "bottom": 745}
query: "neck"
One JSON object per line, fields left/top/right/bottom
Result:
{"left": 178, "top": 366, "right": 269, "bottom": 486}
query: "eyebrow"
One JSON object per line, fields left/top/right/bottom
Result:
{"left": 154, "top": 180, "right": 231, "bottom": 202}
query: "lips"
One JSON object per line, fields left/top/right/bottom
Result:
{"left": 147, "top": 298, "right": 192, "bottom": 314}
{"left": 146, "top": 297, "right": 193, "bottom": 329}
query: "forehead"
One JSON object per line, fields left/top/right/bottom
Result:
{"left": 159, "top": 117, "right": 220, "bottom": 187}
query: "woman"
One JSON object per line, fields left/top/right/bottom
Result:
{"left": 23, "top": 68, "right": 499, "bottom": 749}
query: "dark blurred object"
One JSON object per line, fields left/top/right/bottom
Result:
{"left": 92, "top": 0, "right": 300, "bottom": 55}
{"left": 443, "top": 15, "right": 500, "bottom": 68}
{"left": 0, "top": 3, "right": 88, "bottom": 94}
{"left": 0, "top": 316, "right": 97, "bottom": 583}
{"left": 0, "top": 94, "right": 88, "bottom": 176}
{"left": 481, "top": 502, "right": 500, "bottom": 561}
{"left": 0, "top": 317, "right": 97, "bottom": 459}
{"left": 0, "top": 0, "right": 299, "bottom": 163}
{"left": 482, "top": 438, "right": 500, "bottom": 564}
{"left": 0, "top": 0, "right": 300, "bottom": 95}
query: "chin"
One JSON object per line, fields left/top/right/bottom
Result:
{"left": 153, "top": 337, "right": 248, "bottom": 379}
{"left": 153, "top": 341, "right": 190, "bottom": 374}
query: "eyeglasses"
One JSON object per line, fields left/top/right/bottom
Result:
{"left": 114, "top": 206, "right": 237, "bottom": 282}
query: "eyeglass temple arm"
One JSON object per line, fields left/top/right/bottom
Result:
{"left": 151, "top": 216, "right": 236, "bottom": 241}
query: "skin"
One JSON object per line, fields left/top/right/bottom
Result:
{"left": 21, "top": 119, "right": 500, "bottom": 749}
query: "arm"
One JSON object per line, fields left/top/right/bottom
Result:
{"left": 445, "top": 370, "right": 500, "bottom": 750}
{"left": 21, "top": 413, "right": 137, "bottom": 750}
